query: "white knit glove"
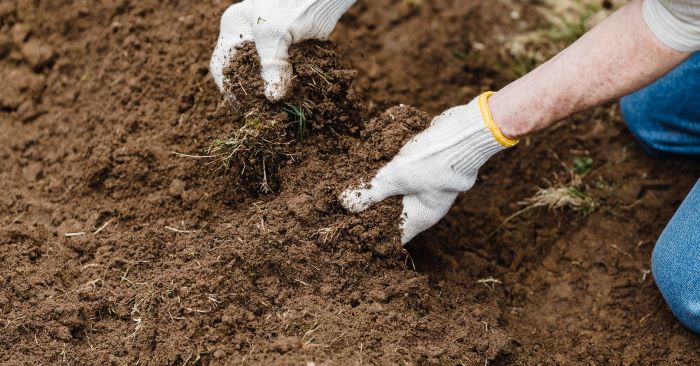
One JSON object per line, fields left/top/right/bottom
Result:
{"left": 210, "top": 0, "right": 356, "bottom": 101}
{"left": 340, "top": 92, "right": 519, "bottom": 244}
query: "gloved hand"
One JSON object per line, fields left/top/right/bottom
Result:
{"left": 210, "top": 0, "right": 356, "bottom": 101}
{"left": 340, "top": 92, "right": 519, "bottom": 244}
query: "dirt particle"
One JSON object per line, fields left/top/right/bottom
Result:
{"left": 168, "top": 179, "right": 186, "bottom": 197}
{"left": 178, "top": 93, "right": 195, "bottom": 113}
{"left": 21, "top": 39, "right": 55, "bottom": 69}
{"left": 0, "top": 67, "right": 45, "bottom": 110}
{"left": 367, "top": 289, "right": 389, "bottom": 303}
{"left": 22, "top": 162, "right": 43, "bottom": 181}
{"left": 271, "top": 336, "right": 299, "bottom": 354}
{"left": 287, "top": 193, "right": 313, "bottom": 219}
{"left": 212, "top": 349, "right": 226, "bottom": 359}
{"left": 0, "top": 34, "right": 13, "bottom": 59}
{"left": 10, "top": 23, "right": 31, "bottom": 44}
{"left": 0, "top": 2, "right": 17, "bottom": 22}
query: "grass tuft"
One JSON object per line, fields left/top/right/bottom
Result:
{"left": 403, "top": 0, "right": 424, "bottom": 7}
{"left": 209, "top": 117, "right": 290, "bottom": 170}
{"left": 502, "top": 0, "right": 614, "bottom": 77}
{"left": 572, "top": 156, "right": 594, "bottom": 175}
{"left": 208, "top": 115, "right": 293, "bottom": 193}
{"left": 519, "top": 177, "right": 597, "bottom": 215}
{"left": 202, "top": 102, "right": 315, "bottom": 194}
{"left": 490, "top": 161, "right": 598, "bottom": 237}
{"left": 283, "top": 103, "right": 309, "bottom": 140}
{"left": 544, "top": 0, "right": 600, "bottom": 44}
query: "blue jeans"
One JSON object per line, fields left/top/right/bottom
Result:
{"left": 621, "top": 52, "right": 700, "bottom": 333}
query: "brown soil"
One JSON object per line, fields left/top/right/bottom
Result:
{"left": 1, "top": 0, "right": 699, "bottom": 365}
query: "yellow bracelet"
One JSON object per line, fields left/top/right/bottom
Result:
{"left": 477, "top": 91, "right": 519, "bottom": 148}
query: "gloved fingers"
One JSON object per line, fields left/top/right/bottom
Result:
{"left": 339, "top": 167, "right": 405, "bottom": 213}
{"left": 400, "top": 192, "right": 458, "bottom": 244}
{"left": 210, "top": 2, "right": 254, "bottom": 92}
{"left": 254, "top": 34, "right": 293, "bottom": 101}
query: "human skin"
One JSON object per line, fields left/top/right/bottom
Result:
{"left": 490, "top": 0, "right": 691, "bottom": 139}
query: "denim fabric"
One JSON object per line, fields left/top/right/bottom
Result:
{"left": 620, "top": 52, "right": 700, "bottom": 158}
{"left": 651, "top": 179, "right": 700, "bottom": 333}
{"left": 621, "top": 53, "right": 700, "bottom": 333}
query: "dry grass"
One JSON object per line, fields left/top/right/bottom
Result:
{"left": 519, "top": 175, "right": 597, "bottom": 214}
{"left": 207, "top": 113, "right": 296, "bottom": 193}
{"left": 311, "top": 226, "right": 339, "bottom": 244}
{"left": 490, "top": 164, "right": 598, "bottom": 237}
{"left": 301, "top": 322, "right": 320, "bottom": 348}
{"left": 208, "top": 115, "right": 292, "bottom": 172}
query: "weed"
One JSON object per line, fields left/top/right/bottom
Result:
{"left": 572, "top": 156, "right": 593, "bottom": 175}
{"left": 284, "top": 103, "right": 309, "bottom": 140}
{"left": 520, "top": 159, "right": 598, "bottom": 215}
{"left": 301, "top": 322, "right": 320, "bottom": 348}
{"left": 209, "top": 117, "right": 290, "bottom": 169}
{"left": 477, "top": 277, "right": 502, "bottom": 290}
{"left": 452, "top": 49, "right": 469, "bottom": 61}
{"left": 490, "top": 168, "right": 597, "bottom": 236}
{"left": 520, "top": 179, "right": 597, "bottom": 215}
{"left": 403, "top": 0, "right": 424, "bottom": 7}
{"left": 521, "top": 156, "right": 598, "bottom": 215}
{"left": 312, "top": 226, "right": 339, "bottom": 244}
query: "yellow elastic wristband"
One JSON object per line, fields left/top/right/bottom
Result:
{"left": 477, "top": 91, "right": 519, "bottom": 148}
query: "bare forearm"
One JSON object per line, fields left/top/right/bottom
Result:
{"left": 490, "top": 0, "right": 690, "bottom": 138}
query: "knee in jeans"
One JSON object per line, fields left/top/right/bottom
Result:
{"left": 652, "top": 239, "right": 673, "bottom": 297}
{"left": 652, "top": 238, "right": 700, "bottom": 332}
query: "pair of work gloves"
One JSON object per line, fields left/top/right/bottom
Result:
{"left": 210, "top": 0, "right": 518, "bottom": 244}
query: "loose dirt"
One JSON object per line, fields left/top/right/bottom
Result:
{"left": 1, "top": 0, "right": 699, "bottom": 365}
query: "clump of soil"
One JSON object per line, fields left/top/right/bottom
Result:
{"left": 211, "top": 41, "right": 364, "bottom": 194}
{"left": 222, "top": 40, "right": 362, "bottom": 128}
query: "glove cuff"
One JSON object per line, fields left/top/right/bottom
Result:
{"left": 444, "top": 93, "right": 518, "bottom": 175}
{"left": 477, "top": 91, "right": 519, "bottom": 148}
